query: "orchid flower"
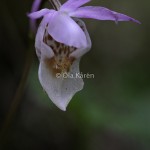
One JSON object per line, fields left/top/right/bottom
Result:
{"left": 28, "top": 0, "right": 140, "bottom": 111}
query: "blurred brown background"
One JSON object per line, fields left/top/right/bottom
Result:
{"left": 0, "top": 0, "right": 149, "bottom": 150}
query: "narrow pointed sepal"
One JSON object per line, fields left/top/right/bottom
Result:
{"left": 70, "top": 6, "right": 140, "bottom": 24}
{"left": 60, "top": 0, "right": 91, "bottom": 12}
{"left": 28, "top": 9, "right": 54, "bottom": 19}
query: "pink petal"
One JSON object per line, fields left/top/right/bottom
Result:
{"left": 60, "top": 0, "right": 91, "bottom": 12}
{"left": 40, "top": 12, "right": 55, "bottom": 28}
{"left": 31, "top": 0, "right": 42, "bottom": 13}
{"left": 70, "top": 6, "right": 140, "bottom": 24}
{"left": 28, "top": 9, "right": 53, "bottom": 19}
{"left": 70, "top": 18, "right": 91, "bottom": 58}
{"left": 29, "top": 0, "right": 42, "bottom": 32}
{"left": 35, "top": 16, "right": 55, "bottom": 60}
{"left": 48, "top": 12, "right": 87, "bottom": 48}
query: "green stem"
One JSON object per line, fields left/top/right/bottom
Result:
{"left": 0, "top": 39, "right": 34, "bottom": 143}
{"left": 49, "top": 0, "right": 61, "bottom": 10}
{"left": 0, "top": 0, "right": 62, "bottom": 145}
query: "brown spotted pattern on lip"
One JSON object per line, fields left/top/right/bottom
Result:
{"left": 43, "top": 28, "right": 77, "bottom": 75}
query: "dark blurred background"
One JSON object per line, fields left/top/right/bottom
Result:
{"left": 0, "top": 0, "right": 149, "bottom": 150}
